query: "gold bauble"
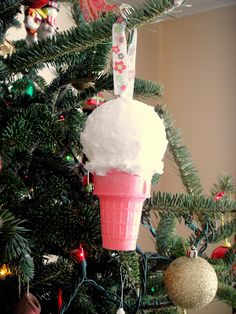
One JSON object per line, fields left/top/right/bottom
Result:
{"left": 164, "top": 256, "right": 218, "bottom": 309}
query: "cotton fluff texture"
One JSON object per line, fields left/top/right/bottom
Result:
{"left": 81, "top": 97, "right": 168, "bottom": 181}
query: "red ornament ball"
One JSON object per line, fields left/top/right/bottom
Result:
{"left": 26, "top": 0, "right": 49, "bottom": 8}
{"left": 211, "top": 245, "right": 229, "bottom": 259}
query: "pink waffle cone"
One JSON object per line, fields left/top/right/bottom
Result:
{"left": 94, "top": 169, "right": 150, "bottom": 251}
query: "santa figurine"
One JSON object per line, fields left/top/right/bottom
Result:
{"left": 24, "top": 0, "right": 59, "bottom": 45}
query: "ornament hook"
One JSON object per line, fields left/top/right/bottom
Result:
{"left": 119, "top": 4, "right": 135, "bottom": 21}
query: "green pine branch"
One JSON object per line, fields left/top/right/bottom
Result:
{"left": 71, "top": 0, "right": 86, "bottom": 26}
{"left": 0, "top": 208, "right": 34, "bottom": 281}
{"left": 156, "top": 213, "right": 187, "bottom": 257}
{"left": 46, "top": 72, "right": 163, "bottom": 111}
{"left": 2, "top": 0, "right": 181, "bottom": 77}
{"left": 27, "top": 71, "right": 48, "bottom": 91}
{"left": 0, "top": 60, "right": 10, "bottom": 80}
{"left": 156, "top": 213, "right": 175, "bottom": 255}
{"left": 208, "top": 219, "right": 236, "bottom": 244}
{"left": 217, "top": 283, "right": 236, "bottom": 308}
{"left": 119, "top": 251, "right": 140, "bottom": 289}
{"left": 0, "top": 0, "right": 23, "bottom": 14}
{"left": 156, "top": 105, "right": 203, "bottom": 195}
{"left": 140, "top": 294, "right": 175, "bottom": 312}
{"left": 0, "top": 168, "right": 28, "bottom": 205}
{"left": 32, "top": 257, "right": 72, "bottom": 288}
{"left": 211, "top": 173, "right": 235, "bottom": 197}
{"left": 52, "top": 87, "right": 81, "bottom": 112}
{"left": 77, "top": 74, "right": 163, "bottom": 101}
{"left": 51, "top": 41, "right": 112, "bottom": 73}
{"left": 0, "top": 0, "right": 22, "bottom": 41}
{"left": 46, "top": 70, "right": 97, "bottom": 101}
{"left": 213, "top": 262, "right": 234, "bottom": 286}
{"left": 134, "top": 78, "right": 163, "bottom": 99}
{"left": 212, "top": 262, "right": 230, "bottom": 274}
{"left": 144, "top": 191, "right": 236, "bottom": 218}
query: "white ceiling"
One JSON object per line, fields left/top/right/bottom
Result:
{"left": 109, "top": 0, "right": 236, "bottom": 19}
{"left": 172, "top": 0, "right": 236, "bottom": 18}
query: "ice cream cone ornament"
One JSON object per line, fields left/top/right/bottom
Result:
{"left": 81, "top": 15, "right": 168, "bottom": 251}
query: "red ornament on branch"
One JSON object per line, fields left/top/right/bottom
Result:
{"left": 85, "top": 92, "right": 104, "bottom": 107}
{"left": 79, "top": 0, "right": 117, "bottom": 22}
{"left": 211, "top": 240, "right": 231, "bottom": 259}
{"left": 211, "top": 191, "right": 230, "bottom": 259}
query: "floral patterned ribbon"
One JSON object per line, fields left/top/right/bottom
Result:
{"left": 112, "top": 22, "right": 137, "bottom": 98}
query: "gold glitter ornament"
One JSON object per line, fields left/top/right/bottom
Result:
{"left": 164, "top": 248, "right": 218, "bottom": 309}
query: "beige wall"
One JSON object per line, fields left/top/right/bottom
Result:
{"left": 137, "top": 5, "right": 236, "bottom": 194}
{"left": 137, "top": 5, "right": 236, "bottom": 314}
{"left": 156, "top": 6, "right": 236, "bottom": 194}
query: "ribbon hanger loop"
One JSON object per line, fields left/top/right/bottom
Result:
{"left": 112, "top": 5, "right": 137, "bottom": 99}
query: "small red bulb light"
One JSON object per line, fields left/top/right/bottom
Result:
{"left": 214, "top": 191, "right": 225, "bottom": 201}
{"left": 78, "top": 246, "right": 85, "bottom": 262}
{"left": 59, "top": 114, "right": 65, "bottom": 122}
{"left": 70, "top": 245, "right": 86, "bottom": 263}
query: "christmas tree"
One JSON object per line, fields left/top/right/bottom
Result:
{"left": 0, "top": 1, "right": 236, "bottom": 313}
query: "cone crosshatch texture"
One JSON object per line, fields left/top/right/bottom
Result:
{"left": 94, "top": 169, "right": 149, "bottom": 250}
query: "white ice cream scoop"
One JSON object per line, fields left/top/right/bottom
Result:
{"left": 81, "top": 96, "right": 168, "bottom": 182}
